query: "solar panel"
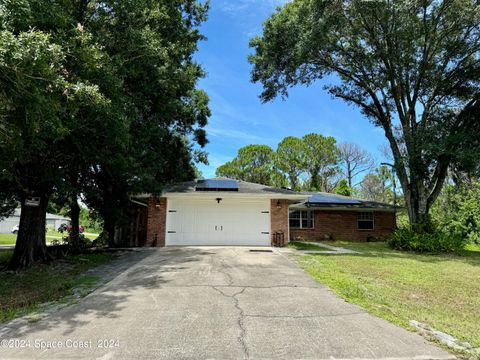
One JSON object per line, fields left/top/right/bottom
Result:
{"left": 195, "top": 179, "right": 239, "bottom": 191}
{"left": 307, "top": 193, "right": 362, "bottom": 204}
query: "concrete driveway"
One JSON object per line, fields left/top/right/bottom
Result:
{"left": 0, "top": 247, "right": 453, "bottom": 359}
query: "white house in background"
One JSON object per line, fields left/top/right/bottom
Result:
{"left": 0, "top": 209, "right": 70, "bottom": 233}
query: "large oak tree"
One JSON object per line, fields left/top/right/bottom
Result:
{"left": 0, "top": 0, "right": 210, "bottom": 268}
{"left": 249, "top": 0, "right": 480, "bottom": 225}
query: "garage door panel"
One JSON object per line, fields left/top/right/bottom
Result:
{"left": 166, "top": 198, "right": 270, "bottom": 246}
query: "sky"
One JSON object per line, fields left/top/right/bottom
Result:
{"left": 194, "top": 0, "right": 389, "bottom": 179}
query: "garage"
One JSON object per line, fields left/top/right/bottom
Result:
{"left": 123, "top": 178, "right": 308, "bottom": 247}
{"left": 165, "top": 197, "right": 271, "bottom": 246}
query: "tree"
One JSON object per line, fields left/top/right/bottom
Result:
{"left": 83, "top": 0, "right": 210, "bottom": 245}
{"left": 339, "top": 142, "right": 374, "bottom": 187}
{"left": 302, "top": 133, "right": 340, "bottom": 191}
{"left": 249, "top": 0, "right": 480, "bottom": 226}
{"left": 360, "top": 174, "right": 388, "bottom": 203}
{"left": 275, "top": 136, "right": 306, "bottom": 190}
{"left": 0, "top": 0, "right": 210, "bottom": 268}
{"left": 334, "top": 179, "right": 354, "bottom": 196}
{"left": 359, "top": 166, "right": 394, "bottom": 203}
{"left": 216, "top": 145, "right": 277, "bottom": 185}
{"left": 0, "top": 11, "right": 108, "bottom": 267}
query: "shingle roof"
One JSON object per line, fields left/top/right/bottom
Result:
{"left": 163, "top": 178, "right": 304, "bottom": 196}
{"left": 143, "top": 178, "right": 395, "bottom": 209}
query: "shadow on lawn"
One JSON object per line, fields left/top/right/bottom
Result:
{"left": 0, "top": 247, "right": 213, "bottom": 338}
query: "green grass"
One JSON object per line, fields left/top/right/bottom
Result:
{"left": 293, "top": 241, "right": 480, "bottom": 357}
{"left": 288, "top": 241, "right": 329, "bottom": 251}
{"left": 0, "top": 231, "right": 99, "bottom": 245}
{"left": 0, "top": 250, "right": 115, "bottom": 323}
{"left": 0, "top": 234, "right": 17, "bottom": 245}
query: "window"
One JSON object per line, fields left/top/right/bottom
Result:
{"left": 357, "top": 212, "right": 374, "bottom": 230}
{"left": 289, "top": 210, "right": 314, "bottom": 229}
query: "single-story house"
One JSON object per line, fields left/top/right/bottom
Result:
{"left": 0, "top": 209, "right": 71, "bottom": 234}
{"left": 115, "top": 178, "right": 396, "bottom": 247}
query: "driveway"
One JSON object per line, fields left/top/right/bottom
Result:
{"left": 0, "top": 247, "right": 453, "bottom": 359}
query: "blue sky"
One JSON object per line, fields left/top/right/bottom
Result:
{"left": 194, "top": 0, "right": 388, "bottom": 179}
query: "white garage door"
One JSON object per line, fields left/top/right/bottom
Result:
{"left": 166, "top": 198, "right": 271, "bottom": 246}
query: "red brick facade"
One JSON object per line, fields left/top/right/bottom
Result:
{"left": 143, "top": 197, "right": 395, "bottom": 247}
{"left": 270, "top": 199, "right": 289, "bottom": 245}
{"left": 290, "top": 210, "right": 396, "bottom": 241}
{"left": 146, "top": 197, "right": 167, "bottom": 247}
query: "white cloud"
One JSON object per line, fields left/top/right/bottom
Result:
{"left": 218, "top": 0, "right": 289, "bottom": 15}
{"left": 207, "top": 126, "right": 270, "bottom": 143}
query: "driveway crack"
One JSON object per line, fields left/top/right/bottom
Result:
{"left": 216, "top": 257, "right": 234, "bottom": 286}
{"left": 212, "top": 286, "right": 249, "bottom": 358}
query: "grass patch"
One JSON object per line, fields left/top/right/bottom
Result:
{"left": 0, "top": 231, "right": 99, "bottom": 246}
{"left": 0, "top": 250, "right": 115, "bottom": 323}
{"left": 0, "top": 250, "right": 13, "bottom": 265}
{"left": 0, "top": 234, "right": 17, "bottom": 245}
{"left": 293, "top": 241, "right": 480, "bottom": 357}
{"left": 288, "top": 241, "right": 329, "bottom": 251}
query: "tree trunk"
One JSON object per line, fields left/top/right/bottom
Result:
{"left": 288, "top": 172, "right": 297, "bottom": 190}
{"left": 103, "top": 212, "right": 116, "bottom": 246}
{"left": 310, "top": 173, "right": 319, "bottom": 191}
{"left": 404, "top": 183, "right": 430, "bottom": 228}
{"left": 8, "top": 194, "right": 49, "bottom": 269}
{"left": 70, "top": 197, "right": 80, "bottom": 249}
{"left": 347, "top": 162, "right": 352, "bottom": 188}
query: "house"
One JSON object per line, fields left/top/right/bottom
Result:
{"left": 0, "top": 209, "right": 71, "bottom": 234}
{"left": 116, "top": 178, "right": 396, "bottom": 247}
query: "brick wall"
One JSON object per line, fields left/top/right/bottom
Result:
{"left": 270, "top": 199, "right": 289, "bottom": 245}
{"left": 290, "top": 210, "right": 396, "bottom": 241}
{"left": 145, "top": 197, "right": 167, "bottom": 247}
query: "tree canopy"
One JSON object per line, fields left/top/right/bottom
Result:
{"left": 215, "top": 134, "right": 343, "bottom": 191}
{"left": 302, "top": 133, "right": 340, "bottom": 191}
{"left": 249, "top": 0, "right": 480, "bottom": 225}
{"left": 0, "top": 0, "right": 210, "bottom": 268}
{"left": 216, "top": 144, "right": 280, "bottom": 185}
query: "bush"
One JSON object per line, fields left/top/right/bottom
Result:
{"left": 63, "top": 234, "right": 92, "bottom": 253}
{"left": 91, "top": 232, "right": 109, "bottom": 248}
{"left": 432, "top": 182, "right": 480, "bottom": 245}
{"left": 387, "top": 227, "right": 467, "bottom": 253}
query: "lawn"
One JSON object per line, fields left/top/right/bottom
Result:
{"left": 288, "top": 241, "right": 329, "bottom": 251}
{"left": 0, "top": 234, "right": 17, "bottom": 245}
{"left": 0, "top": 250, "right": 115, "bottom": 323}
{"left": 0, "top": 231, "right": 99, "bottom": 245}
{"left": 293, "top": 241, "right": 480, "bottom": 357}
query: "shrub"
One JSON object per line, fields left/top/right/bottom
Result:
{"left": 63, "top": 234, "right": 92, "bottom": 253}
{"left": 387, "top": 227, "right": 467, "bottom": 253}
{"left": 432, "top": 182, "right": 480, "bottom": 245}
{"left": 91, "top": 233, "right": 109, "bottom": 248}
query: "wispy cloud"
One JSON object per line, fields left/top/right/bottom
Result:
{"left": 218, "top": 0, "right": 289, "bottom": 15}
{"left": 207, "top": 126, "right": 271, "bottom": 144}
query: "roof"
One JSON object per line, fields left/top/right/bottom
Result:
{"left": 134, "top": 178, "right": 395, "bottom": 209}
{"left": 12, "top": 209, "right": 71, "bottom": 220}
{"left": 159, "top": 178, "right": 308, "bottom": 200}
{"left": 291, "top": 192, "right": 396, "bottom": 211}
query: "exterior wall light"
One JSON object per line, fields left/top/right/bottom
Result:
{"left": 276, "top": 200, "right": 282, "bottom": 209}
{"left": 216, "top": 198, "right": 222, "bottom": 204}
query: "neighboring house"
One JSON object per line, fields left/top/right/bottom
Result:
{"left": 0, "top": 209, "right": 70, "bottom": 234}
{"left": 115, "top": 178, "right": 396, "bottom": 247}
